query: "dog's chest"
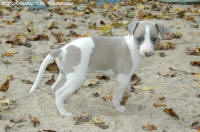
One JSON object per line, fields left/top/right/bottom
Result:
{"left": 88, "top": 37, "right": 133, "bottom": 75}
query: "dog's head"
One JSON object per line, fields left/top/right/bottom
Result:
{"left": 128, "top": 21, "right": 165, "bottom": 57}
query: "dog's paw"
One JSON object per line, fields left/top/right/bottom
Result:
{"left": 60, "top": 112, "right": 73, "bottom": 117}
{"left": 115, "top": 105, "right": 126, "bottom": 112}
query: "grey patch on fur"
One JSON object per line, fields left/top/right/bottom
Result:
{"left": 155, "top": 24, "right": 166, "bottom": 39}
{"left": 89, "top": 36, "right": 132, "bottom": 75}
{"left": 58, "top": 45, "right": 81, "bottom": 74}
{"left": 134, "top": 22, "right": 159, "bottom": 47}
{"left": 50, "top": 49, "right": 61, "bottom": 57}
{"left": 128, "top": 21, "right": 139, "bottom": 35}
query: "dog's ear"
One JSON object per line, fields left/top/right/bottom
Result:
{"left": 155, "top": 24, "right": 166, "bottom": 39}
{"left": 128, "top": 21, "right": 139, "bottom": 36}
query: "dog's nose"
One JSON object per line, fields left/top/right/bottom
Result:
{"left": 144, "top": 51, "right": 153, "bottom": 57}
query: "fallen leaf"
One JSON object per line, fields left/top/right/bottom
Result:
{"left": 31, "top": 34, "right": 49, "bottom": 41}
{"left": 74, "top": 113, "right": 91, "bottom": 125}
{"left": 83, "top": 79, "right": 99, "bottom": 87}
{"left": 21, "top": 79, "right": 33, "bottom": 84}
{"left": 48, "top": 21, "right": 58, "bottom": 30}
{"left": 68, "top": 30, "right": 80, "bottom": 37}
{"left": 142, "top": 124, "right": 157, "bottom": 131}
{"left": 155, "top": 42, "right": 176, "bottom": 50}
{"left": 46, "top": 61, "right": 59, "bottom": 72}
{"left": 158, "top": 96, "right": 165, "bottom": 100}
{"left": 153, "top": 103, "right": 166, "bottom": 107}
{"left": 28, "top": 114, "right": 40, "bottom": 127}
{"left": 102, "top": 93, "right": 112, "bottom": 102}
{"left": 92, "top": 117, "right": 109, "bottom": 129}
{"left": 89, "top": 23, "right": 98, "bottom": 30}
{"left": 120, "top": 92, "right": 130, "bottom": 105}
{"left": 159, "top": 52, "right": 166, "bottom": 57}
{"left": 99, "top": 24, "right": 111, "bottom": 35}
{"left": 10, "top": 118, "right": 26, "bottom": 124}
{"left": 0, "top": 97, "right": 16, "bottom": 112}
{"left": 96, "top": 75, "right": 110, "bottom": 80}
{"left": 65, "top": 23, "right": 77, "bottom": 29}
{"left": 191, "top": 73, "right": 200, "bottom": 78}
{"left": 190, "top": 61, "right": 200, "bottom": 67}
{"left": 45, "top": 74, "right": 55, "bottom": 86}
{"left": 162, "top": 32, "right": 182, "bottom": 40}
{"left": 163, "top": 108, "right": 179, "bottom": 120}
{"left": 38, "top": 130, "right": 56, "bottom": 132}
{"left": 76, "top": 33, "right": 89, "bottom": 38}
{"left": 131, "top": 74, "right": 142, "bottom": 85}
{"left": 2, "top": 49, "right": 18, "bottom": 57}
{"left": 185, "top": 46, "right": 200, "bottom": 56}
{"left": 0, "top": 79, "right": 9, "bottom": 92}
{"left": 55, "top": 33, "right": 65, "bottom": 43}
{"left": 7, "top": 75, "right": 13, "bottom": 81}
{"left": 141, "top": 85, "right": 154, "bottom": 91}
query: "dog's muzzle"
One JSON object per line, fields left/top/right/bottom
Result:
{"left": 144, "top": 51, "right": 154, "bottom": 57}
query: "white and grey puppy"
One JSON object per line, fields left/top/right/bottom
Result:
{"left": 30, "top": 20, "right": 165, "bottom": 117}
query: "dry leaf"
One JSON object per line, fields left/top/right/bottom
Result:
{"left": 102, "top": 93, "right": 112, "bottom": 102}
{"left": 0, "top": 97, "right": 16, "bottom": 112}
{"left": 96, "top": 75, "right": 110, "bottom": 80}
{"left": 120, "top": 92, "right": 130, "bottom": 105}
{"left": 155, "top": 42, "right": 176, "bottom": 50}
{"left": 131, "top": 74, "right": 142, "bottom": 85}
{"left": 162, "top": 32, "right": 182, "bottom": 40}
{"left": 65, "top": 24, "right": 77, "bottom": 29}
{"left": 159, "top": 52, "right": 166, "bottom": 57}
{"left": 48, "top": 21, "right": 58, "bottom": 30}
{"left": 141, "top": 85, "right": 154, "bottom": 91}
{"left": 68, "top": 30, "right": 80, "bottom": 37}
{"left": 55, "top": 33, "right": 65, "bottom": 43}
{"left": 38, "top": 130, "right": 56, "bottom": 132}
{"left": 10, "top": 118, "right": 26, "bottom": 124}
{"left": 31, "top": 34, "right": 49, "bottom": 41}
{"left": 21, "top": 79, "right": 33, "bottom": 84}
{"left": 83, "top": 79, "right": 99, "bottom": 87}
{"left": 185, "top": 46, "right": 200, "bottom": 56}
{"left": 0, "top": 79, "right": 9, "bottom": 92}
{"left": 99, "top": 24, "right": 111, "bottom": 35}
{"left": 46, "top": 61, "right": 59, "bottom": 72}
{"left": 142, "top": 124, "right": 157, "bottom": 131}
{"left": 74, "top": 113, "right": 91, "bottom": 125}
{"left": 163, "top": 108, "right": 179, "bottom": 120}
{"left": 190, "top": 61, "right": 200, "bottom": 67}
{"left": 89, "top": 23, "right": 98, "bottom": 30}
{"left": 7, "top": 75, "right": 13, "bottom": 81}
{"left": 76, "top": 33, "right": 89, "bottom": 38}
{"left": 153, "top": 103, "right": 166, "bottom": 107}
{"left": 45, "top": 74, "right": 55, "bottom": 86}
{"left": 92, "top": 117, "right": 109, "bottom": 129}
{"left": 158, "top": 96, "right": 165, "bottom": 100}
{"left": 2, "top": 49, "right": 17, "bottom": 57}
{"left": 28, "top": 114, "right": 40, "bottom": 127}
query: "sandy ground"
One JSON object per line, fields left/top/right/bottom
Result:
{"left": 0, "top": 1, "right": 200, "bottom": 132}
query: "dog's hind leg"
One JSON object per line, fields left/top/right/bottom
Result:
{"left": 51, "top": 71, "right": 66, "bottom": 94}
{"left": 55, "top": 73, "right": 86, "bottom": 117}
{"left": 112, "top": 74, "right": 130, "bottom": 112}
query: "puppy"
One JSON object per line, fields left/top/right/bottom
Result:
{"left": 30, "top": 20, "right": 165, "bottom": 117}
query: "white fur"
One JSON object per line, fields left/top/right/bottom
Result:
{"left": 139, "top": 25, "right": 154, "bottom": 56}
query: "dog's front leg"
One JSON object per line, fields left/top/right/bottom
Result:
{"left": 112, "top": 75, "right": 130, "bottom": 112}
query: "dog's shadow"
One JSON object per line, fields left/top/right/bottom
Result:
{"left": 65, "top": 94, "right": 146, "bottom": 117}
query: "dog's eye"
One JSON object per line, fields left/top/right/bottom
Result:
{"left": 151, "top": 37, "right": 157, "bottom": 41}
{"left": 136, "top": 37, "right": 144, "bottom": 42}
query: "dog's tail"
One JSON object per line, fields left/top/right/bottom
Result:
{"left": 30, "top": 49, "right": 61, "bottom": 94}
